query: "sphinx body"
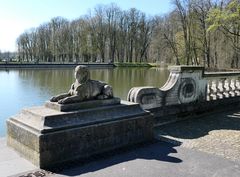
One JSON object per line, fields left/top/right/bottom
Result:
{"left": 50, "top": 65, "right": 113, "bottom": 104}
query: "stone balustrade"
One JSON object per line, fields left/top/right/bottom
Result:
{"left": 127, "top": 66, "right": 240, "bottom": 109}
{"left": 204, "top": 72, "right": 240, "bottom": 101}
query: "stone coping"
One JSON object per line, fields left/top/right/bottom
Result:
{"left": 204, "top": 71, "right": 240, "bottom": 78}
{"left": 168, "top": 65, "right": 204, "bottom": 72}
{"left": 168, "top": 65, "right": 240, "bottom": 77}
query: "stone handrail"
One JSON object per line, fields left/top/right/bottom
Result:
{"left": 127, "top": 66, "right": 240, "bottom": 110}
{"left": 204, "top": 72, "right": 240, "bottom": 101}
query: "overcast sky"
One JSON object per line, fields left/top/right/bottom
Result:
{"left": 0, "top": 0, "right": 173, "bottom": 52}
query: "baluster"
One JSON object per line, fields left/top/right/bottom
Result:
{"left": 208, "top": 76, "right": 240, "bottom": 99}
{"left": 235, "top": 78, "right": 240, "bottom": 96}
{"left": 237, "top": 78, "right": 240, "bottom": 89}
{"left": 223, "top": 78, "right": 230, "bottom": 98}
{"left": 210, "top": 79, "right": 217, "bottom": 100}
{"left": 207, "top": 80, "right": 211, "bottom": 101}
{"left": 217, "top": 78, "right": 224, "bottom": 99}
{"left": 221, "top": 78, "right": 226, "bottom": 98}
{"left": 233, "top": 79, "right": 238, "bottom": 95}
{"left": 207, "top": 80, "right": 214, "bottom": 101}
{"left": 230, "top": 78, "right": 236, "bottom": 97}
{"left": 238, "top": 77, "right": 240, "bottom": 89}
{"left": 213, "top": 79, "right": 218, "bottom": 100}
{"left": 222, "top": 78, "right": 227, "bottom": 98}
{"left": 216, "top": 79, "right": 220, "bottom": 99}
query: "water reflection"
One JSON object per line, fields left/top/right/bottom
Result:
{"left": 0, "top": 67, "right": 169, "bottom": 136}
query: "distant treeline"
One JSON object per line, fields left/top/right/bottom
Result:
{"left": 17, "top": 0, "right": 240, "bottom": 69}
{"left": 0, "top": 51, "right": 16, "bottom": 61}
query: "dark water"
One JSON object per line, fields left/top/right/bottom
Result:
{"left": 0, "top": 67, "right": 169, "bottom": 136}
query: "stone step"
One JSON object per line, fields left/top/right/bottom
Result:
{"left": 7, "top": 101, "right": 154, "bottom": 168}
{"left": 9, "top": 101, "right": 148, "bottom": 133}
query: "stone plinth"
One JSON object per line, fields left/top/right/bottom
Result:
{"left": 7, "top": 100, "right": 153, "bottom": 168}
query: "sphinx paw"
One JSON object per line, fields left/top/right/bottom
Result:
{"left": 50, "top": 96, "right": 57, "bottom": 102}
{"left": 58, "top": 99, "right": 66, "bottom": 104}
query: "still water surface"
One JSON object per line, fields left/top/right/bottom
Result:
{"left": 0, "top": 67, "right": 169, "bottom": 136}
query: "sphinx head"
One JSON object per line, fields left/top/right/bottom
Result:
{"left": 74, "top": 65, "right": 90, "bottom": 83}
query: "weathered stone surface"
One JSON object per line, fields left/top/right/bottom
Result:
{"left": 50, "top": 65, "right": 114, "bottom": 104}
{"left": 126, "top": 65, "right": 240, "bottom": 128}
{"left": 7, "top": 101, "right": 154, "bottom": 168}
{"left": 149, "top": 94, "right": 240, "bottom": 126}
{"left": 45, "top": 97, "right": 120, "bottom": 112}
{"left": 127, "top": 66, "right": 207, "bottom": 109}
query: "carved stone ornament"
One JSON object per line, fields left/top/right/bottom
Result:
{"left": 127, "top": 66, "right": 207, "bottom": 109}
{"left": 50, "top": 65, "right": 113, "bottom": 104}
{"left": 178, "top": 78, "right": 197, "bottom": 104}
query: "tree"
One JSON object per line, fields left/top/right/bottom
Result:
{"left": 173, "top": 0, "right": 192, "bottom": 65}
{"left": 191, "top": 0, "right": 212, "bottom": 67}
{"left": 15, "top": 1, "right": 239, "bottom": 69}
{"left": 208, "top": 0, "right": 240, "bottom": 67}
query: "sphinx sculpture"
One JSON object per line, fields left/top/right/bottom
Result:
{"left": 50, "top": 65, "right": 113, "bottom": 104}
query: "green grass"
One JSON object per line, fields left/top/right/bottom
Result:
{"left": 148, "top": 63, "right": 160, "bottom": 67}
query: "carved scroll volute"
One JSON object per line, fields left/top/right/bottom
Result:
{"left": 127, "top": 87, "right": 163, "bottom": 109}
{"left": 178, "top": 78, "right": 197, "bottom": 104}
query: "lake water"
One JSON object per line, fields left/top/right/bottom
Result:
{"left": 0, "top": 67, "right": 169, "bottom": 136}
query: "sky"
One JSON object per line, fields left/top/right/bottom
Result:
{"left": 0, "top": 0, "right": 173, "bottom": 52}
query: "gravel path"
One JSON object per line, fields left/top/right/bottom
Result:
{"left": 155, "top": 109, "right": 240, "bottom": 162}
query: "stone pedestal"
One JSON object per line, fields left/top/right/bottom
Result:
{"left": 7, "top": 99, "right": 154, "bottom": 168}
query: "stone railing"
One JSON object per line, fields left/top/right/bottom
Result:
{"left": 127, "top": 66, "right": 240, "bottom": 112}
{"left": 127, "top": 66, "right": 207, "bottom": 110}
{"left": 204, "top": 72, "right": 240, "bottom": 101}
